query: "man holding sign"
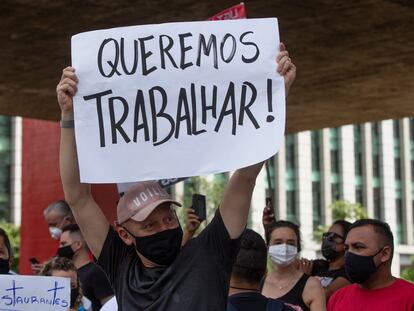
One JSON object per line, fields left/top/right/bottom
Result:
{"left": 57, "top": 19, "right": 295, "bottom": 310}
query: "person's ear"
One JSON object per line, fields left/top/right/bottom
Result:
{"left": 73, "top": 240, "right": 82, "bottom": 252}
{"left": 115, "top": 224, "right": 134, "bottom": 246}
{"left": 380, "top": 246, "right": 392, "bottom": 263}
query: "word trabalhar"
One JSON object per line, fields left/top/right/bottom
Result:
{"left": 97, "top": 31, "right": 260, "bottom": 77}
{"left": 84, "top": 79, "right": 276, "bottom": 148}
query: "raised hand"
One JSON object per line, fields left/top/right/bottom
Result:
{"left": 277, "top": 42, "right": 296, "bottom": 96}
{"left": 56, "top": 66, "right": 78, "bottom": 120}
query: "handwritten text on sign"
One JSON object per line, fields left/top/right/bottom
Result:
{"left": 0, "top": 275, "right": 70, "bottom": 311}
{"left": 71, "top": 18, "right": 285, "bottom": 183}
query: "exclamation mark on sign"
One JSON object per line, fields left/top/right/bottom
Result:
{"left": 266, "top": 78, "right": 275, "bottom": 123}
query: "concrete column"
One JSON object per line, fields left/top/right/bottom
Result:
{"left": 321, "top": 128, "right": 332, "bottom": 224}
{"left": 340, "top": 125, "right": 356, "bottom": 203}
{"left": 380, "top": 120, "right": 397, "bottom": 234}
{"left": 401, "top": 118, "right": 413, "bottom": 245}
{"left": 275, "top": 141, "right": 287, "bottom": 220}
{"left": 10, "top": 116, "right": 22, "bottom": 226}
{"left": 362, "top": 123, "right": 374, "bottom": 217}
{"left": 296, "top": 131, "right": 313, "bottom": 255}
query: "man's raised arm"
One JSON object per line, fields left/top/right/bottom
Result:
{"left": 219, "top": 42, "right": 296, "bottom": 239}
{"left": 58, "top": 66, "right": 109, "bottom": 258}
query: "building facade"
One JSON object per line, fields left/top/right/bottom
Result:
{"left": 249, "top": 118, "right": 414, "bottom": 276}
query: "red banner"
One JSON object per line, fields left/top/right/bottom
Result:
{"left": 208, "top": 3, "right": 246, "bottom": 21}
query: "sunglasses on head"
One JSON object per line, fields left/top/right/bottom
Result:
{"left": 322, "top": 232, "right": 344, "bottom": 241}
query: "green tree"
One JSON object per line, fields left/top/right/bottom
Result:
{"left": 0, "top": 221, "right": 20, "bottom": 272}
{"left": 401, "top": 256, "right": 414, "bottom": 283}
{"left": 177, "top": 174, "right": 226, "bottom": 232}
{"left": 313, "top": 200, "right": 368, "bottom": 241}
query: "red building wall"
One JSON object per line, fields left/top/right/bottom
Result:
{"left": 20, "top": 118, "right": 118, "bottom": 274}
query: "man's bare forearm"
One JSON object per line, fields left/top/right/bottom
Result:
{"left": 219, "top": 161, "right": 264, "bottom": 239}
{"left": 59, "top": 123, "right": 91, "bottom": 207}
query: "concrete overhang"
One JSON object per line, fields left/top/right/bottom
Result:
{"left": 1, "top": 0, "right": 413, "bottom": 133}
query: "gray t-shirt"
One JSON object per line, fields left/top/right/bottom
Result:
{"left": 98, "top": 210, "right": 240, "bottom": 311}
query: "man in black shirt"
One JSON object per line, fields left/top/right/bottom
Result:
{"left": 57, "top": 43, "right": 296, "bottom": 310}
{"left": 228, "top": 229, "right": 293, "bottom": 311}
{"left": 58, "top": 224, "right": 114, "bottom": 311}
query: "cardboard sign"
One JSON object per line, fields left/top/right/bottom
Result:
{"left": 0, "top": 275, "right": 70, "bottom": 311}
{"left": 71, "top": 18, "right": 285, "bottom": 183}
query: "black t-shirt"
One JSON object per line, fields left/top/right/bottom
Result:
{"left": 228, "top": 292, "right": 294, "bottom": 311}
{"left": 98, "top": 210, "right": 240, "bottom": 311}
{"left": 311, "top": 259, "right": 349, "bottom": 288}
{"left": 77, "top": 262, "right": 114, "bottom": 311}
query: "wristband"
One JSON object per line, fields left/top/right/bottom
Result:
{"left": 60, "top": 120, "right": 74, "bottom": 128}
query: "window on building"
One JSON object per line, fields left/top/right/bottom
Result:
{"left": 396, "top": 197, "right": 406, "bottom": 244}
{"left": 312, "top": 181, "right": 322, "bottom": 229}
{"left": 373, "top": 187, "right": 382, "bottom": 220}
{"left": 311, "top": 131, "right": 321, "bottom": 171}
{"left": 330, "top": 128, "right": 340, "bottom": 174}
{"left": 285, "top": 135, "right": 297, "bottom": 223}
{"left": 331, "top": 183, "right": 341, "bottom": 201}
{"left": 372, "top": 123, "right": 381, "bottom": 178}
{"left": 355, "top": 186, "right": 363, "bottom": 205}
{"left": 354, "top": 125, "right": 363, "bottom": 177}
{"left": 286, "top": 190, "right": 297, "bottom": 223}
{"left": 0, "top": 116, "right": 11, "bottom": 221}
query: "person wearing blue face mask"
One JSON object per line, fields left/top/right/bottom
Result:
{"left": 328, "top": 219, "right": 414, "bottom": 311}
{"left": 0, "top": 227, "right": 13, "bottom": 275}
{"left": 262, "top": 221, "right": 325, "bottom": 311}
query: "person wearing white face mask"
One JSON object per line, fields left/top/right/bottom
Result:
{"left": 262, "top": 221, "right": 326, "bottom": 311}
{"left": 30, "top": 200, "right": 77, "bottom": 275}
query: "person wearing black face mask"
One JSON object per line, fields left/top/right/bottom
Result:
{"left": 57, "top": 44, "right": 296, "bottom": 310}
{"left": 302, "top": 220, "right": 352, "bottom": 300}
{"left": 328, "top": 219, "right": 414, "bottom": 311}
{"left": 0, "top": 227, "right": 13, "bottom": 275}
{"left": 57, "top": 224, "right": 114, "bottom": 311}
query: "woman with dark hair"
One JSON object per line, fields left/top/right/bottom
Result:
{"left": 301, "top": 220, "right": 352, "bottom": 300}
{"left": 262, "top": 221, "right": 325, "bottom": 311}
{"left": 41, "top": 257, "right": 87, "bottom": 311}
{"left": 0, "top": 227, "right": 13, "bottom": 274}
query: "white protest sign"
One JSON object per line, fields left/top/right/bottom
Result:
{"left": 0, "top": 275, "right": 70, "bottom": 311}
{"left": 72, "top": 18, "right": 285, "bottom": 183}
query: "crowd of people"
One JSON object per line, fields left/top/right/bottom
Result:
{"left": 0, "top": 42, "right": 413, "bottom": 311}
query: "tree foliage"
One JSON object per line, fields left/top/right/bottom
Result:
{"left": 177, "top": 175, "right": 226, "bottom": 232}
{"left": 401, "top": 256, "right": 414, "bottom": 283}
{"left": 313, "top": 200, "right": 368, "bottom": 242}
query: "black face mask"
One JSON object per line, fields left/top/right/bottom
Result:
{"left": 57, "top": 244, "right": 75, "bottom": 260}
{"left": 126, "top": 226, "right": 183, "bottom": 266}
{"left": 321, "top": 240, "right": 341, "bottom": 261}
{"left": 344, "top": 248, "right": 383, "bottom": 284}
{"left": 70, "top": 287, "right": 79, "bottom": 308}
{"left": 0, "top": 258, "right": 10, "bottom": 274}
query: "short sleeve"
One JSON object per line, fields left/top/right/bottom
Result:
{"left": 195, "top": 209, "right": 241, "bottom": 266}
{"left": 97, "top": 227, "right": 134, "bottom": 287}
{"left": 91, "top": 265, "right": 114, "bottom": 302}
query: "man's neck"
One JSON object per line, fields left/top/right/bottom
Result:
{"left": 361, "top": 268, "right": 395, "bottom": 290}
{"left": 73, "top": 251, "right": 91, "bottom": 269}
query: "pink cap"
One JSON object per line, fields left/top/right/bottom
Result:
{"left": 117, "top": 181, "right": 181, "bottom": 223}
